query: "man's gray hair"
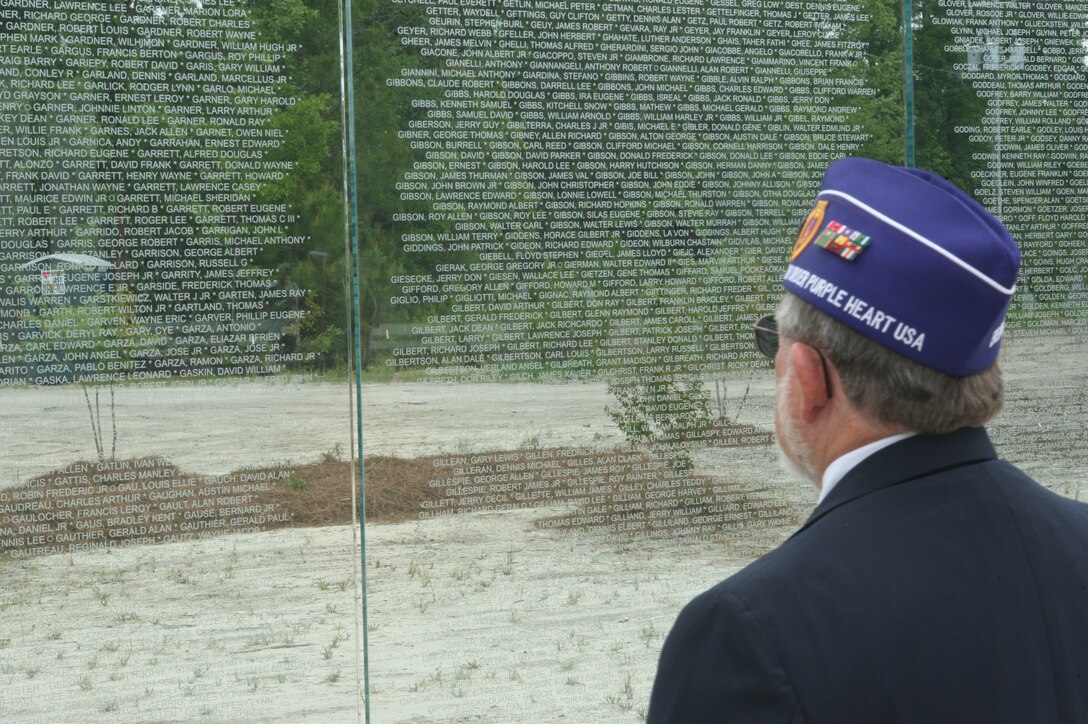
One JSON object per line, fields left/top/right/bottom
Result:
{"left": 776, "top": 293, "right": 1003, "bottom": 434}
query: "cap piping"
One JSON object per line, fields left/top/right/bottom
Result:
{"left": 818, "top": 189, "right": 1017, "bottom": 296}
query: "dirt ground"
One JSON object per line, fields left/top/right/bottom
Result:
{"left": 1, "top": 333, "right": 1086, "bottom": 722}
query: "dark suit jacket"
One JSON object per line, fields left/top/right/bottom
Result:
{"left": 648, "top": 427, "right": 1088, "bottom": 723}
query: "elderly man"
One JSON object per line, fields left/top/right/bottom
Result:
{"left": 647, "top": 158, "right": 1088, "bottom": 723}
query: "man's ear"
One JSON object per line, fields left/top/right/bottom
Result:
{"left": 788, "top": 342, "right": 832, "bottom": 423}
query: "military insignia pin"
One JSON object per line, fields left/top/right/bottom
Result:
{"left": 791, "top": 200, "right": 828, "bottom": 261}
{"left": 814, "top": 220, "right": 870, "bottom": 261}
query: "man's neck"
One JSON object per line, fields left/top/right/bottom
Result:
{"left": 812, "top": 407, "right": 907, "bottom": 481}
{"left": 818, "top": 431, "right": 918, "bottom": 503}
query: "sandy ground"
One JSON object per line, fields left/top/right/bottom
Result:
{"left": 0, "top": 378, "right": 648, "bottom": 488}
{"left": 1, "top": 333, "right": 1086, "bottom": 722}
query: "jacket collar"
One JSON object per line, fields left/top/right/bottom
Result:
{"left": 792, "top": 426, "right": 997, "bottom": 537}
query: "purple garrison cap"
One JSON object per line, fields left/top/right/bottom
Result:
{"left": 783, "top": 157, "right": 1020, "bottom": 377}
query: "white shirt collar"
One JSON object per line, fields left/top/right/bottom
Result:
{"left": 817, "top": 432, "right": 917, "bottom": 505}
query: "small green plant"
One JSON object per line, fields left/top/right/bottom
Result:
{"left": 605, "top": 673, "right": 636, "bottom": 712}
{"left": 606, "top": 374, "right": 714, "bottom": 470}
{"left": 288, "top": 475, "right": 309, "bottom": 491}
{"left": 325, "top": 667, "right": 342, "bottom": 684}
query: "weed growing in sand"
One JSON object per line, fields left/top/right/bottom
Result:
{"left": 323, "top": 443, "right": 344, "bottom": 463}
{"left": 167, "top": 569, "right": 191, "bottom": 585}
{"left": 325, "top": 667, "right": 342, "bottom": 684}
{"left": 78, "top": 675, "right": 93, "bottom": 691}
{"left": 245, "top": 634, "right": 276, "bottom": 648}
{"left": 605, "top": 674, "right": 636, "bottom": 713}
{"left": 153, "top": 635, "right": 180, "bottom": 656}
{"left": 321, "top": 625, "right": 350, "bottom": 659}
{"left": 102, "top": 700, "right": 119, "bottom": 714}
